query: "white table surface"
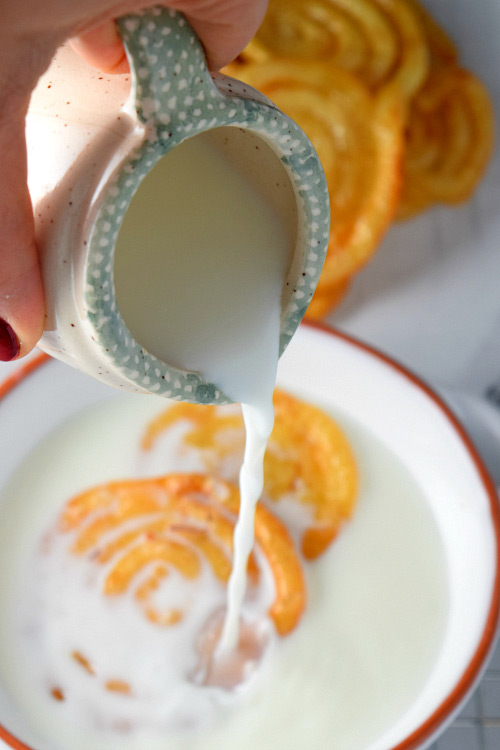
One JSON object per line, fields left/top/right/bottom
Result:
{"left": 1, "top": 0, "right": 500, "bottom": 748}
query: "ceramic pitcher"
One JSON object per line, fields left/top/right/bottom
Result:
{"left": 26, "top": 6, "right": 329, "bottom": 404}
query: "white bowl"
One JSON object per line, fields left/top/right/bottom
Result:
{"left": 278, "top": 323, "right": 500, "bottom": 749}
{"left": 0, "top": 322, "right": 498, "bottom": 750}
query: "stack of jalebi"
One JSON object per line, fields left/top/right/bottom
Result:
{"left": 224, "top": 0, "right": 494, "bottom": 317}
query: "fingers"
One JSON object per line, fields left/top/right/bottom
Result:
{"left": 72, "top": 0, "right": 269, "bottom": 74}
{"left": 0, "top": 111, "right": 45, "bottom": 359}
{"left": 0, "top": 0, "right": 269, "bottom": 360}
{"left": 70, "top": 21, "right": 129, "bottom": 74}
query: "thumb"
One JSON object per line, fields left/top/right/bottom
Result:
{"left": 0, "top": 109, "right": 45, "bottom": 360}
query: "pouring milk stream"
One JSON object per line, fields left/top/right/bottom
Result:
{"left": 25, "top": 7, "right": 329, "bottom": 661}
{"left": 113, "top": 133, "right": 290, "bottom": 652}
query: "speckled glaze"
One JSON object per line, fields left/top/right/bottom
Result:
{"left": 26, "top": 7, "right": 329, "bottom": 404}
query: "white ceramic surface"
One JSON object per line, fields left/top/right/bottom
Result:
{"left": 0, "top": 323, "right": 498, "bottom": 750}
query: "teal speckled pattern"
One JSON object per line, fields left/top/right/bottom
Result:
{"left": 85, "top": 6, "right": 329, "bottom": 404}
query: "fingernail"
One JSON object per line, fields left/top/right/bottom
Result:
{"left": 0, "top": 318, "right": 20, "bottom": 361}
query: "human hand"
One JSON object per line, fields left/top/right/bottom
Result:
{"left": 0, "top": 0, "right": 267, "bottom": 361}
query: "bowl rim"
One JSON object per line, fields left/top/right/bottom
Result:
{"left": 0, "top": 320, "right": 498, "bottom": 750}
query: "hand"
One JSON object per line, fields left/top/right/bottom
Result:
{"left": 0, "top": 0, "right": 267, "bottom": 361}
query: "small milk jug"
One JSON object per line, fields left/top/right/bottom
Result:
{"left": 26, "top": 6, "right": 329, "bottom": 404}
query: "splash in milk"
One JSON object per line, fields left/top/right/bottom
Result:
{"left": 113, "top": 133, "right": 293, "bottom": 657}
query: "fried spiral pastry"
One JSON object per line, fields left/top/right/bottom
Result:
{"left": 61, "top": 473, "right": 306, "bottom": 636}
{"left": 224, "top": 0, "right": 494, "bottom": 313}
{"left": 397, "top": 8, "right": 494, "bottom": 219}
{"left": 142, "top": 389, "right": 358, "bottom": 560}
{"left": 238, "top": 0, "right": 429, "bottom": 98}
{"left": 225, "top": 60, "right": 403, "bottom": 297}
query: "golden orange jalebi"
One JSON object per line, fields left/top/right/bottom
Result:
{"left": 236, "top": 0, "right": 429, "bottom": 98}
{"left": 61, "top": 473, "right": 306, "bottom": 637}
{"left": 398, "top": 70, "right": 494, "bottom": 218}
{"left": 397, "top": 7, "right": 494, "bottom": 219}
{"left": 224, "top": 59, "right": 403, "bottom": 301}
{"left": 68, "top": 650, "right": 132, "bottom": 696}
{"left": 307, "top": 278, "right": 351, "bottom": 320}
{"left": 403, "top": 0, "right": 457, "bottom": 70}
{"left": 142, "top": 389, "right": 358, "bottom": 560}
{"left": 224, "top": 0, "right": 494, "bottom": 314}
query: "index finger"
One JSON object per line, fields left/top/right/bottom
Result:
{"left": 71, "top": 0, "right": 269, "bottom": 73}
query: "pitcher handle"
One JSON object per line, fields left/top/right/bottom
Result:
{"left": 117, "top": 6, "right": 218, "bottom": 133}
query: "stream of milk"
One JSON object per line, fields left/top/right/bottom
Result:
{"left": 113, "top": 132, "right": 292, "bottom": 654}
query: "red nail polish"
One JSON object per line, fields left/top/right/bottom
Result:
{"left": 0, "top": 319, "right": 20, "bottom": 361}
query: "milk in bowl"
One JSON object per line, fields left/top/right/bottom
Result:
{"left": 0, "top": 344, "right": 456, "bottom": 750}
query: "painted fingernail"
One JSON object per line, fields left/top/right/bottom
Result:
{"left": 0, "top": 318, "right": 20, "bottom": 361}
